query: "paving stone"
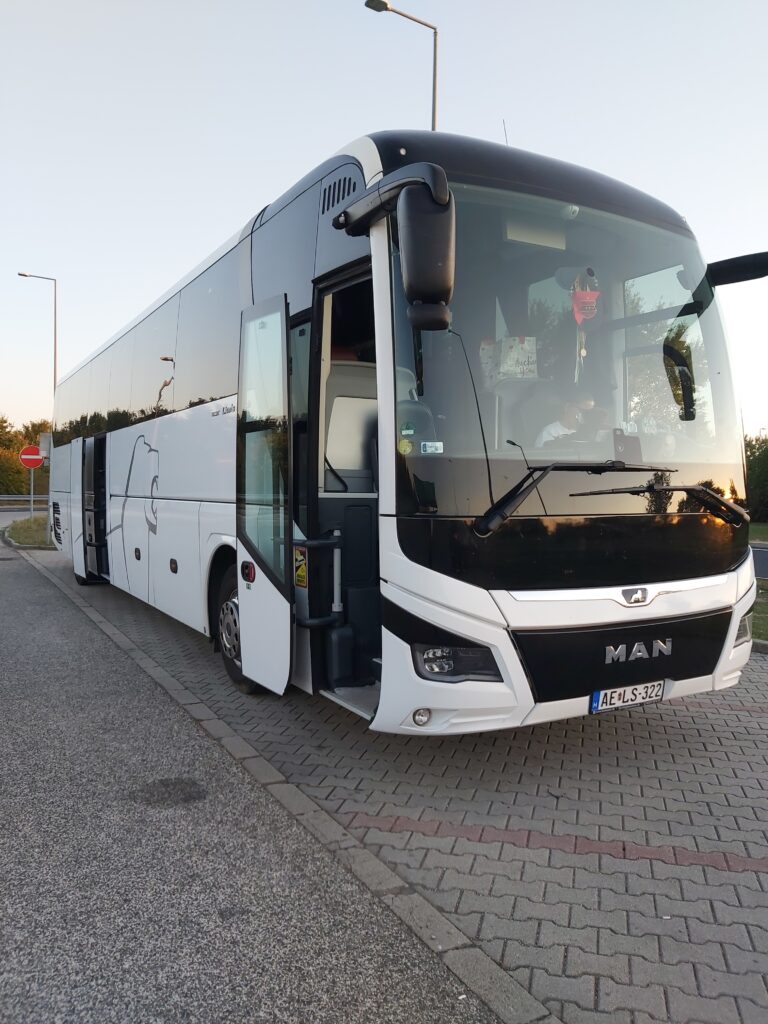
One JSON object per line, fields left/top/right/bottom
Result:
{"left": 659, "top": 936, "right": 727, "bottom": 970}
{"left": 697, "top": 964, "right": 768, "bottom": 1003}
{"left": 503, "top": 940, "right": 565, "bottom": 976}
{"left": 631, "top": 955, "right": 698, "bottom": 994}
{"left": 688, "top": 919, "right": 753, "bottom": 949}
{"left": 422, "top": 849, "right": 475, "bottom": 872}
{"left": 540, "top": 922, "right": 598, "bottom": 953}
{"left": 724, "top": 945, "right": 768, "bottom": 974}
{"left": 666, "top": 990, "right": 741, "bottom": 1024}
{"left": 560, "top": 1007, "right": 631, "bottom": 1024}
{"left": 530, "top": 969, "right": 595, "bottom": 1010}
{"left": 599, "top": 929, "right": 659, "bottom": 961}
{"left": 597, "top": 977, "right": 667, "bottom": 1018}
{"left": 479, "top": 915, "right": 538, "bottom": 945}
{"left": 457, "top": 891, "right": 515, "bottom": 917}
{"left": 628, "top": 911, "right": 687, "bottom": 940}
{"left": 565, "top": 948, "right": 630, "bottom": 985}
{"left": 571, "top": 905, "right": 628, "bottom": 932}
{"left": 440, "top": 869, "right": 492, "bottom": 895}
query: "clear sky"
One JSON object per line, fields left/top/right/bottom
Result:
{"left": 2, "top": 0, "right": 766, "bottom": 433}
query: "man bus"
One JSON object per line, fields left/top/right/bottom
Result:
{"left": 49, "top": 130, "right": 765, "bottom": 734}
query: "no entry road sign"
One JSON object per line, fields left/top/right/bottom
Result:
{"left": 19, "top": 445, "right": 44, "bottom": 470}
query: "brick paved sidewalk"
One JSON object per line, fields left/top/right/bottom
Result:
{"left": 32, "top": 551, "right": 768, "bottom": 1024}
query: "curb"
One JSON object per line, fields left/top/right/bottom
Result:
{"left": 15, "top": 547, "right": 557, "bottom": 1024}
{"left": 753, "top": 639, "right": 768, "bottom": 655}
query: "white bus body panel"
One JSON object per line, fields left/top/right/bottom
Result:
{"left": 49, "top": 441, "right": 72, "bottom": 558}
{"left": 149, "top": 499, "right": 203, "bottom": 632}
{"left": 106, "top": 400, "right": 235, "bottom": 620}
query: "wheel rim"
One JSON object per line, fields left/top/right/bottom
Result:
{"left": 219, "top": 589, "right": 241, "bottom": 667}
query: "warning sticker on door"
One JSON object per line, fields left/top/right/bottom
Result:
{"left": 294, "top": 546, "right": 307, "bottom": 588}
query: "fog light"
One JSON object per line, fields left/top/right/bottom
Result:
{"left": 734, "top": 611, "right": 753, "bottom": 647}
{"left": 412, "top": 708, "right": 431, "bottom": 727}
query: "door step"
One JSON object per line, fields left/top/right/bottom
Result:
{"left": 320, "top": 683, "right": 380, "bottom": 721}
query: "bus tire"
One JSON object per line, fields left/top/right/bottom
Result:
{"left": 217, "top": 565, "right": 262, "bottom": 694}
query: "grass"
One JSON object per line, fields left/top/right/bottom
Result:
{"left": 749, "top": 522, "right": 768, "bottom": 544}
{"left": 754, "top": 581, "right": 768, "bottom": 642}
{"left": 6, "top": 513, "right": 54, "bottom": 548}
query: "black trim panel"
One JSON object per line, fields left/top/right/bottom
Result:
{"left": 370, "top": 131, "right": 691, "bottom": 235}
{"left": 382, "top": 597, "right": 482, "bottom": 649}
{"left": 513, "top": 609, "right": 732, "bottom": 703}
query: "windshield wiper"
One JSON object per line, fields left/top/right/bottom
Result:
{"left": 569, "top": 482, "right": 749, "bottom": 527}
{"left": 473, "top": 461, "right": 675, "bottom": 537}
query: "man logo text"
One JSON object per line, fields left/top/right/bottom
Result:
{"left": 605, "top": 639, "right": 672, "bottom": 664}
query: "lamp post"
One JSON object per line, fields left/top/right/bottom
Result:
{"left": 364, "top": 0, "right": 438, "bottom": 131}
{"left": 18, "top": 272, "right": 58, "bottom": 393}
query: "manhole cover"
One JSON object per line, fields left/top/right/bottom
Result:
{"left": 127, "top": 777, "right": 207, "bottom": 807}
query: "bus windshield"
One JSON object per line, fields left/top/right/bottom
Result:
{"left": 391, "top": 182, "right": 744, "bottom": 519}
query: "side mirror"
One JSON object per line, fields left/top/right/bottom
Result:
{"left": 396, "top": 184, "right": 455, "bottom": 331}
{"left": 708, "top": 251, "right": 768, "bottom": 287}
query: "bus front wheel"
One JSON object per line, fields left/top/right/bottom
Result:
{"left": 217, "top": 566, "right": 262, "bottom": 695}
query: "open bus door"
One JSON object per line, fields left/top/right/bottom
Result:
{"left": 235, "top": 297, "right": 294, "bottom": 694}
{"left": 69, "top": 436, "right": 86, "bottom": 578}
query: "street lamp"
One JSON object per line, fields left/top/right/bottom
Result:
{"left": 18, "top": 272, "right": 58, "bottom": 393}
{"left": 364, "top": 0, "right": 438, "bottom": 131}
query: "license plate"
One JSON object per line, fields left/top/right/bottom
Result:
{"left": 590, "top": 681, "right": 664, "bottom": 714}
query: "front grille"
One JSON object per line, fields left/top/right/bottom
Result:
{"left": 512, "top": 609, "right": 732, "bottom": 703}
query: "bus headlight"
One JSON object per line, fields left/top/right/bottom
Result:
{"left": 411, "top": 643, "right": 502, "bottom": 683}
{"left": 734, "top": 611, "right": 753, "bottom": 647}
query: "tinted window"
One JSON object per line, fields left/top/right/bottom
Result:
{"left": 130, "top": 296, "right": 179, "bottom": 422}
{"left": 174, "top": 244, "right": 245, "bottom": 410}
{"left": 252, "top": 184, "right": 319, "bottom": 313}
{"left": 66, "top": 362, "right": 91, "bottom": 440}
{"left": 107, "top": 333, "right": 135, "bottom": 430}
{"left": 53, "top": 377, "right": 74, "bottom": 444}
{"left": 88, "top": 349, "right": 112, "bottom": 435}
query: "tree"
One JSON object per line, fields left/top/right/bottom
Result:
{"left": 0, "top": 449, "right": 26, "bottom": 494}
{"left": 0, "top": 415, "right": 19, "bottom": 450}
{"left": 20, "top": 419, "right": 52, "bottom": 444}
{"left": 745, "top": 434, "right": 768, "bottom": 522}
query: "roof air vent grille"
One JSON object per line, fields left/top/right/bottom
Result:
{"left": 322, "top": 176, "right": 357, "bottom": 215}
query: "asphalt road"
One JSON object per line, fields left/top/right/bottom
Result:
{"left": 0, "top": 548, "right": 500, "bottom": 1024}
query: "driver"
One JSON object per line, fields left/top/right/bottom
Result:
{"left": 535, "top": 392, "right": 595, "bottom": 447}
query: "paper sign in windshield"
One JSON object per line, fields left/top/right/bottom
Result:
{"left": 499, "top": 336, "right": 537, "bottom": 380}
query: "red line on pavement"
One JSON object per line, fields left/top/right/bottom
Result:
{"left": 348, "top": 812, "right": 768, "bottom": 874}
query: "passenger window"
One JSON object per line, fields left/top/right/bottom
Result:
{"left": 174, "top": 244, "right": 245, "bottom": 411}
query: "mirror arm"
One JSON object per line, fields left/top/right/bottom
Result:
{"left": 332, "top": 162, "right": 450, "bottom": 237}
{"left": 707, "top": 251, "right": 768, "bottom": 287}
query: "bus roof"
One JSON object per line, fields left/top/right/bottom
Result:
{"left": 59, "top": 130, "right": 690, "bottom": 386}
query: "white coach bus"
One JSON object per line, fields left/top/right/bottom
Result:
{"left": 50, "top": 131, "right": 767, "bottom": 734}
